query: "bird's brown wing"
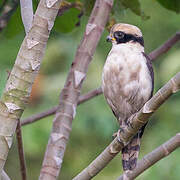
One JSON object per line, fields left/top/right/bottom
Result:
{"left": 122, "top": 53, "right": 154, "bottom": 172}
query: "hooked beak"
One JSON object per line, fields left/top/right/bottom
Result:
{"left": 106, "top": 36, "right": 115, "bottom": 42}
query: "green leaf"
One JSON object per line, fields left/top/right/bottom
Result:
{"left": 113, "top": 0, "right": 150, "bottom": 20}
{"left": 54, "top": 8, "right": 80, "bottom": 33}
{"left": 5, "top": 7, "right": 24, "bottom": 38}
{"left": 156, "top": 0, "right": 180, "bottom": 13}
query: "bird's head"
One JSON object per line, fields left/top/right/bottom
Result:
{"left": 106, "top": 23, "right": 144, "bottom": 46}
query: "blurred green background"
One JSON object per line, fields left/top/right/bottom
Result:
{"left": 0, "top": 0, "right": 180, "bottom": 179}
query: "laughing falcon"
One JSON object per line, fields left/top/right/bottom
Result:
{"left": 102, "top": 23, "right": 154, "bottom": 172}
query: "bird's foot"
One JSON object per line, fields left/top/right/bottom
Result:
{"left": 113, "top": 127, "right": 124, "bottom": 142}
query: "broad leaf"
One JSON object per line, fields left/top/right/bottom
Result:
{"left": 113, "top": 0, "right": 149, "bottom": 20}
{"left": 54, "top": 8, "right": 80, "bottom": 33}
{"left": 156, "top": 0, "right": 180, "bottom": 13}
{"left": 5, "top": 7, "right": 24, "bottom": 38}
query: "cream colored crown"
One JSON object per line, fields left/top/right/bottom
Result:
{"left": 110, "top": 23, "right": 142, "bottom": 37}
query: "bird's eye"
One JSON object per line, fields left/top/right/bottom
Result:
{"left": 114, "top": 31, "right": 125, "bottom": 39}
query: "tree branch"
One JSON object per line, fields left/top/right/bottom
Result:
{"left": 21, "top": 30, "right": 180, "bottom": 126}
{"left": 73, "top": 71, "right": 180, "bottom": 180}
{"left": 149, "top": 31, "right": 180, "bottom": 61}
{"left": 0, "top": 0, "right": 62, "bottom": 174}
{"left": 1, "top": 170, "right": 11, "bottom": 180}
{"left": 20, "top": 0, "right": 33, "bottom": 34}
{"left": 39, "top": 0, "right": 114, "bottom": 179}
{"left": 16, "top": 2, "right": 34, "bottom": 178}
{"left": 117, "top": 133, "right": 180, "bottom": 180}
{"left": 16, "top": 120, "right": 27, "bottom": 180}
{"left": 21, "top": 87, "right": 102, "bottom": 126}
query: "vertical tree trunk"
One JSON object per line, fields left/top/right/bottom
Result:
{"left": 39, "top": 0, "right": 114, "bottom": 179}
{"left": 0, "top": 0, "right": 62, "bottom": 174}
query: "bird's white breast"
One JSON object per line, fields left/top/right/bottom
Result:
{"left": 102, "top": 43, "right": 152, "bottom": 121}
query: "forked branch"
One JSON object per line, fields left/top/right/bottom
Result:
{"left": 73, "top": 71, "right": 180, "bottom": 180}
{"left": 117, "top": 133, "right": 180, "bottom": 180}
{"left": 21, "top": 87, "right": 102, "bottom": 126}
{"left": 39, "top": 0, "right": 114, "bottom": 179}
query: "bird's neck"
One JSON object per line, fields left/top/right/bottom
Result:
{"left": 112, "top": 42, "right": 145, "bottom": 52}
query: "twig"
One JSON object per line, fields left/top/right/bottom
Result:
{"left": 20, "top": 0, "right": 33, "bottom": 34}
{"left": 0, "top": 0, "right": 63, "bottom": 175}
{"left": 21, "top": 87, "right": 102, "bottom": 126}
{"left": 117, "top": 133, "right": 180, "bottom": 180}
{"left": 1, "top": 170, "right": 11, "bottom": 180}
{"left": 21, "top": 30, "right": 180, "bottom": 126}
{"left": 149, "top": 31, "right": 180, "bottom": 61}
{"left": 16, "top": 120, "right": 27, "bottom": 180}
{"left": 72, "top": 71, "right": 180, "bottom": 180}
{"left": 39, "top": 0, "right": 114, "bottom": 179}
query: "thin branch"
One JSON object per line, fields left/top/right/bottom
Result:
{"left": 0, "top": 0, "right": 63, "bottom": 175}
{"left": 117, "top": 133, "right": 180, "bottom": 180}
{"left": 16, "top": 120, "right": 27, "bottom": 180}
{"left": 149, "top": 31, "right": 180, "bottom": 61}
{"left": 20, "top": 0, "right": 33, "bottom": 34}
{"left": 21, "top": 30, "right": 180, "bottom": 126}
{"left": 21, "top": 87, "right": 102, "bottom": 126}
{"left": 72, "top": 71, "right": 180, "bottom": 180}
{"left": 1, "top": 170, "right": 11, "bottom": 180}
{"left": 39, "top": 0, "right": 114, "bottom": 179}
{"left": 16, "top": 1, "right": 34, "bottom": 178}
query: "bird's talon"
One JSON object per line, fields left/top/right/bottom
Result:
{"left": 117, "top": 129, "right": 122, "bottom": 142}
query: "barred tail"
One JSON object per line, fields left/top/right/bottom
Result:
{"left": 121, "top": 133, "right": 140, "bottom": 172}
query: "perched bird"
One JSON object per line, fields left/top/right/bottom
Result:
{"left": 102, "top": 23, "right": 154, "bottom": 172}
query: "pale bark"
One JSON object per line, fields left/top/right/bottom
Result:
{"left": 20, "top": 0, "right": 34, "bottom": 34}
{"left": 1, "top": 170, "right": 10, "bottom": 180}
{"left": 117, "top": 133, "right": 180, "bottom": 180}
{"left": 17, "top": 2, "right": 34, "bottom": 178}
{"left": 0, "top": 0, "right": 62, "bottom": 174}
{"left": 73, "top": 71, "right": 180, "bottom": 180}
{"left": 21, "top": 87, "right": 102, "bottom": 126}
{"left": 39, "top": 0, "right": 114, "bottom": 179}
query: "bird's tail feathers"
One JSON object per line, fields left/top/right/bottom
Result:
{"left": 121, "top": 134, "right": 140, "bottom": 172}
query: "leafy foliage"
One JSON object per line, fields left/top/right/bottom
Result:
{"left": 5, "top": 7, "right": 24, "bottom": 38}
{"left": 54, "top": 8, "right": 80, "bottom": 33}
{"left": 112, "top": 0, "right": 149, "bottom": 20}
{"left": 156, "top": 0, "right": 180, "bottom": 13}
